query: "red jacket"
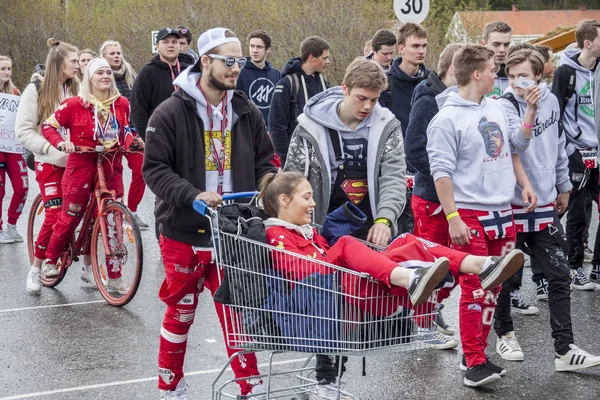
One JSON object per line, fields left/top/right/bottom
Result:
{"left": 41, "top": 96, "right": 131, "bottom": 149}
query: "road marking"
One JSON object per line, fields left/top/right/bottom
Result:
{"left": 0, "top": 358, "right": 307, "bottom": 400}
{"left": 0, "top": 300, "right": 105, "bottom": 313}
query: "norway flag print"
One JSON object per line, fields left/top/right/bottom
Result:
{"left": 473, "top": 209, "right": 515, "bottom": 240}
{"left": 580, "top": 148, "right": 598, "bottom": 169}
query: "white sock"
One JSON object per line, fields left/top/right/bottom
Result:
{"left": 8, "top": 223, "right": 16, "bottom": 230}
{"left": 82, "top": 264, "right": 92, "bottom": 273}
{"left": 30, "top": 266, "right": 40, "bottom": 274}
{"left": 481, "top": 257, "right": 493, "bottom": 274}
{"left": 408, "top": 270, "right": 417, "bottom": 287}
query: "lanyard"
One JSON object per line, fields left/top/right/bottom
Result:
{"left": 168, "top": 60, "right": 181, "bottom": 89}
{"left": 197, "top": 81, "right": 228, "bottom": 195}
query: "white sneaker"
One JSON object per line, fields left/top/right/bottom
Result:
{"left": 0, "top": 230, "right": 15, "bottom": 244}
{"left": 555, "top": 344, "right": 600, "bottom": 371}
{"left": 309, "top": 382, "right": 354, "bottom": 400}
{"left": 132, "top": 212, "right": 149, "bottom": 230}
{"left": 247, "top": 383, "right": 275, "bottom": 399}
{"left": 5, "top": 224, "right": 23, "bottom": 242}
{"left": 107, "top": 277, "right": 130, "bottom": 294}
{"left": 496, "top": 331, "right": 525, "bottom": 361}
{"left": 26, "top": 269, "right": 41, "bottom": 293}
{"left": 159, "top": 378, "right": 189, "bottom": 400}
{"left": 419, "top": 328, "right": 458, "bottom": 350}
{"left": 80, "top": 267, "right": 97, "bottom": 288}
{"left": 41, "top": 260, "right": 60, "bottom": 277}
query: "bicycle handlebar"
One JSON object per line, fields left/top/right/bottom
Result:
{"left": 193, "top": 191, "right": 258, "bottom": 216}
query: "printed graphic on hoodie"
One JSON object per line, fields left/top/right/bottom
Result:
{"left": 204, "top": 130, "right": 232, "bottom": 170}
{"left": 578, "top": 82, "right": 594, "bottom": 117}
{"left": 478, "top": 116, "right": 507, "bottom": 161}
{"left": 248, "top": 78, "right": 276, "bottom": 110}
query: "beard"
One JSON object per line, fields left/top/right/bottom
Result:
{"left": 208, "top": 69, "right": 237, "bottom": 91}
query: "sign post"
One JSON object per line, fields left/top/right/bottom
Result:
{"left": 152, "top": 30, "right": 158, "bottom": 54}
{"left": 393, "top": 0, "right": 430, "bottom": 24}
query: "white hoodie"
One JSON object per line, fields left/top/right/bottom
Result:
{"left": 173, "top": 66, "right": 235, "bottom": 193}
{"left": 427, "top": 89, "right": 521, "bottom": 211}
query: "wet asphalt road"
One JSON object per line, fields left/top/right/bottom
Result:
{"left": 1, "top": 168, "right": 600, "bottom": 399}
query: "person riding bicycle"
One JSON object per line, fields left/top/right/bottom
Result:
{"left": 15, "top": 39, "right": 80, "bottom": 294}
{"left": 39, "top": 57, "right": 141, "bottom": 294}
{"left": 258, "top": 171, "right": 525, "bottom": 398}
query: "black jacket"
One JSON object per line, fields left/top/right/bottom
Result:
{"left": 379, "top": 57, "right": 430, "bottom": 140}
{"left": 142, "top": 86, "right": 276, "bottom": 245}
{"left": 130, "top": 53, "right": 194, "bottom": 140}
{"left": 268, "top": 57, "right": 330, "bottom": 164}
{"left": 405, "top": 72, "right": 447, "bottom": 203}
{"left": 115, "top": 75, "right": 132, "bottom": 101}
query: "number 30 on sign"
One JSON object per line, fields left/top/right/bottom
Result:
{"left": 394, "top": 0, "right": 430, "bottom": 24}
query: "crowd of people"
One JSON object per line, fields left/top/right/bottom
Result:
{"left": 2, "top": 17, "right": 600, "bottom": 400}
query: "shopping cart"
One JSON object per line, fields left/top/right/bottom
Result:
{"left": 194, "top": 193, "right": 441, "bottom": 400}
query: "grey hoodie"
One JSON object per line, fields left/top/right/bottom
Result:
{"left": 501, "top": 84, "right": 572, "bottom": 207}
{"left": 427, "top": 89, "right": 522, "bottom": 211}
{"left": 283, "top": 87, "right": 405, "bottom": 234}
{"left": 555, "top": 49, "right": 598, "bottom": 154}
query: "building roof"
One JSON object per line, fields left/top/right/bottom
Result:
{"left": 456, "top": 8, "right": 600, "bottom": 36}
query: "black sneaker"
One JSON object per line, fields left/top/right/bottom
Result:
{"left": 408, "top": 257, "right": 450, "bottom": 306}
{"left": 463, "top": 364, "right": 502, "bottom": 387}
{"left": 434, "top": 303, "right": 455, "bottom": 336}
{"left": 571, "top": 267, "right": 596, "bottom": 291}
{"left": 460, "top": 355, "right": 507, "bottom": 377}
{"left": 479, "top": 250, "right": 524, "bottom": 290}
{"left": 535, "top": 278, "right": 549, "bottom": 301}
{"left": 510, "top": 289, "right": 540, "bottom": 315}
{"left": 590, "top": 265, "right": 600, "bottom": 284}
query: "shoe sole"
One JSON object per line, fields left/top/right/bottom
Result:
{"left": 410, "top": 258, "right": 450, "bottom": 306}
{"left": 511, "top": 308, "right": 540, "bottom": 315}
{"left": 431, "top": 342, "right": 458, "bottom": 350}
{"left": 537, "top": 295, "right": 548, "bottom": 301}
{"left": 436, "top": 325, "right": 456, "bottom": 336}
{"left": 459, "top": 362, "right": 507, "bottom": 377}
{"left": 26, "top": 286, "right": 41, "bottom": 294}
{"left": 481, "top": 250, "right": 524, "bottom": 290}
{"left": 496, "top": 351, "right": 525, "bottom": 361}
{"left": 555, "top": 358, "right": 600, "bottom": 372}
{"left": 0, "top": 239, "right": 15, "bottom": 244}
{"left": 571, "top": 284, "right": 597, "bottom": 291}
{"left": 463, "top": 373, "right": 502, "bottom": 387}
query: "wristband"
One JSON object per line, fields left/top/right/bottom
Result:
{"left": 446, "top": 211, "right": 460, "bottom": 221}
{"left": 374, "top": 218, "right": 390, "bottom": 227}
{"left": 522, "top": 121, "right": 534, "bottom": 129}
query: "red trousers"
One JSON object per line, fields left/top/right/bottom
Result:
{"left": 33, "top": 162, "right": 64, "bottom": 259}
{"left": 0, "top": 152, "right": 29, "bottom": 230}
{"left": 45, "top": 153, "right": 123, "bottom": 265}
{"left": 123, "top": 151, "right": 145, "bottom": 212}
{"left": 450, "top": 209, "right": 516, "bottom": 368}
{"left": 158, "top": 235, "right": 260, "bottom": 395}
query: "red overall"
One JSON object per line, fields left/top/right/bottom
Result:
{"left": 123, "top": 151, "right": 145, "bottom": 212}
{"left": 0, "top": 152, "right": 28, "bottom": 231}
{"left": 33, "top": 162, "right": 64, "bottom": 259}
{"left": 157, "top": 235, "right": 260, "bottom": 395}
{"left": 41, "top": 96, "right": 129, "bottom": 270}
{"left": 450, "top": 208, "right": 516, "bottom": 368}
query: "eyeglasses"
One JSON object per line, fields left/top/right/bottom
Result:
{"left": 208, "top": 54, "right": 246, "bottom": 69}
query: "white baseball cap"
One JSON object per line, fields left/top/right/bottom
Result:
{"left": 197, "top": 27, "right": 241, "bottom": 57}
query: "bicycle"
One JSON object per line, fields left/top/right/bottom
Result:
{"left": 26, "top": 145, "right": 143, "bottom": 306}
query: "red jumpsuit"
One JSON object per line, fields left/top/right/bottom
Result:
{"left": 0, "top": 88, "right": 28, "bottom": 232}
{"left": 265, "top": 226, "right": 468, "bottom": 317}
{"left": 41, "top": 96, "right": 128, "bottom": 271}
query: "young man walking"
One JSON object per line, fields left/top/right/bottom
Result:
{"left": 427, "top": 44, "right": 536, "bottom": 387}
{"left": 553, "top": 19, "right": 600, "bottom": 289}
{"left": 368, "top": 29, "right": 397, "bottom": 70}
{"left": 269, "top": 36, "right": 331, "bottom": 164}
{"left": 142, "top": 27, "right": 276, "bottom": 400}
{"left": 236, "top": 30, "right": 281, "bottom": 122}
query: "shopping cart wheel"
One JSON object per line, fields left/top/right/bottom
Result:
{"left": 290, "top": 395, "right": 310, "bottom": 400}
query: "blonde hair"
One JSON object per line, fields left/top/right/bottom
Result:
{"left": 99, "top": 40, "right": 137, "bottom": 89}
{"left": 258, "top": 171, "right": 307, "bottom": 217}
{"left": 0, "top": 56, "right": 19, "bottom": 95}
{"left": 78, "top": 57, "right": 119, "bottom": 105}
{"left": 452, "top": 44, "right": 494, "bottom": 87}
{"left": 344, "top": 57, "right": 388, "bottom": 92}
{"left": 38, "top": 38, "right": 80, "bottom": 125}
{"left": 437, "top": 43, "right": 463, "bottom": 80}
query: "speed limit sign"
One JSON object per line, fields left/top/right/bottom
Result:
{"left": 394, "top": 0, "right": 430, "bottom": 23}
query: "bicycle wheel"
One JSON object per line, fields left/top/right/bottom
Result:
{"left": 91, "top": 201, "right": 143, "bottom": 306}
{"left": 27, "top": 193, "right": 72, "bottom": 287}
{"left": 26, "top": 193, "right": 43, "bottom": 265}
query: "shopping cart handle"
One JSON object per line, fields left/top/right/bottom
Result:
{"left": 193, "top": 192, "right": 259, "bottom": 216}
